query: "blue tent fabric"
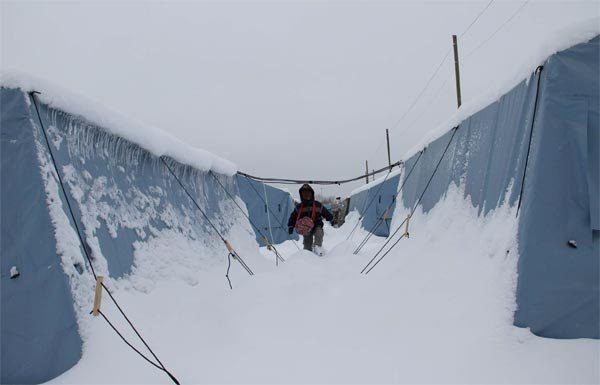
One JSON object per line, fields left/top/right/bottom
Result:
{"left": 235, "top": 175, "right": 299, "bottom": 246}
{"left": 30, "top": 97, "right": 234, "bottom": 280}
{"left": 0, "top": 87, "right": 296, "bottom": 384}
{"left": 349, "top": 36, "right": 599, "bottom": 339}
{"left": 349, "top": 174, "right": 401, "bottom": 237}
{"left": 514, "top": 36, "right": 599, "bottom": 339}
{"left": 1, "top": 89, "right": 83, "bottom": 384}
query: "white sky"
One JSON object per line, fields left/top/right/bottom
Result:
{"left": 2, "top": 0, "right": 598, "bottom": 198}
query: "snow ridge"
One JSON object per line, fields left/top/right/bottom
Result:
{"left": 1, "top": 71, "right": 237, "bottom": 176}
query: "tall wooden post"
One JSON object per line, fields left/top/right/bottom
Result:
{"left": 386, "top": 129, "right": 392, "bottom": 169}
{"left": 365, "top": 160, "right": 369, "bottom": 184}
{"left": 452, "top": 34, "right": 462, "bottom": 108}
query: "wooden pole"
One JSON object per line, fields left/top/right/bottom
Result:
{"left": 452, "top": 34, "right": 462, "bottom": 108}
{"left": 92, "top": 276, "right": 104, "bottom": 316}
{"left": 224, "top": 239, "right": 237, "bottom": 259}
{"left": 365, "top": 160, "right": 369, "bottom": 184}
{"left": 386, "top": 129, "right": 392, "bottom": 169}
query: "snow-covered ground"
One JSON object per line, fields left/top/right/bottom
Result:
{"left": 48, "top": 186, "right": 599, "bottom": 384}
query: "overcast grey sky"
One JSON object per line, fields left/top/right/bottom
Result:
{"left": 2, "top": 0, "right": 598, "bottom": 198}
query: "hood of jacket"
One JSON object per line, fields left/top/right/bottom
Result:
{"left": 299, "top": 183, "right": 315, "bottom": 202}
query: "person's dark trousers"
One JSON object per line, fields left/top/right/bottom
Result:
{"left": 303, "top": 227, "right": 324, "bottom": 250}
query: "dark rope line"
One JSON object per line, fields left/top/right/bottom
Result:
{"left": 32, "top": 91, "right": 180, "bottom": 384}
{"left": 269, "top": 245, "right": 285, "bottom": 264}
{"left": 160, "top": 158, "right": 254, "bottom": 275}
{"left": 232, "top": 250, "right": 255, "bottom": 276}
{"left": 96, "top": 310, "right": 181, "bottom": 385}
{"left": 410, "top": 129, "right": 459, "bottom": 216}
{"left": 362, "top": 126, "right": 459, "bottom": 274}
{"left": 242, "top": 175, "right": 289, "bottom": 230}
{"left": 241, "top": 175, "right": 302, "bottom": 252}
{"left": 160, "top": 157, "right": 226, "bottom": 242}
{"left": 463, "top": 0, "right": 531, "bottom": 61}
{"left": 346, "top": 168, "right": 396, "bottom": 241}
{"left": 346, "top": 193, "right": 372, "bottom": 241}
{"left": 238, "top": 161, "right": 402, "bottom": 185}
{"left": 354, "top": 218, "right": 383, "bottom": 254}
{"left": 458, "top": 0, "right": 495, "bottom": 39}
{"left": 516, "top": 65, "right": 544, "bottom": 217}
{"left": 95, "top": 310, "right": 163, "bottom": 370}
{"left": 364, "top": 233, "right": 408, "bottom": 274}
{"left": 226, "top": 253, "right": 233, "bottom": 290}
{"left": 30, "top": 91, "right": 98, "bottom": 280}
{"left": 359, "top": 215, "right": 409, "bottom": 274}
{"left": 346, "top": 178, "right": 382, "bottom": 242}
{"left": 209, "top": 172, "right": 285, "bottom": 263}
{"left": 353, "top": 150, "right": 425, "bottom": 254}
{"left": 161, "top": 157, "right": 255, "bottom": 279}
{"left": 354, "top": 208, "right": 394, "bottom": 255}
{"left": 100, "top": 283, "right": 169, "bottom": 371}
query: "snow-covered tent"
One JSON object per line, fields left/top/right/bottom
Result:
{"left": 235, "top": 175, "right": 299, "bottom": 246}
{"left": 348, "top": 172, "right": 401, "bottom": 237}
{"left": 0, "top": 82, "right": 290, "bottom": 384}
{"left": 349, "top": 34, "right": 599, "bottom": 339}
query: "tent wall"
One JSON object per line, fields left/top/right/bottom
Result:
{"left": 514, "top": 36, "right": 599, "bottom": 338}
{"left": 236, "top": 175, "right": 299, "bottom": 246}
{"left": 348, "top": 174, "right": 401, "bottom": 237}
{"left": 1, "top": 89, "right": 83, "bottom": 385}
{"left": 0, "top": 87, "right": 290, "bottom": 383}
{"left": 349, "top": 36, "right": 599, "bottom": 339}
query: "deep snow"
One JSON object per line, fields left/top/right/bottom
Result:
{"left": 47, "top": 186, "right": 599, "bottom": 384}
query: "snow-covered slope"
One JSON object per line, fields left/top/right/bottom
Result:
{"left": 48, "top": 187, "right": 599, "bottom": 384}
{"left": 3, "top": 15, "right": 598, "bottom": 385}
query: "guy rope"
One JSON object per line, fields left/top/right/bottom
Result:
{"left": 209, "top": 171, "right": 286, "bottom": 265}
{"left": 353, "top": 149, "right": 425, "bottom": 254}
{"left": 361, "top": 126, "right": 460, "bottom": 274}
{"left": 160, "top": 157, "right": 255, "bottom": 283}
{"left": 31, "top": 91, "right": 181, "bottom": 385}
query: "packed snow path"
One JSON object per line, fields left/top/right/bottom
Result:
{"left": 49, "top": 191, "right": 599, "bottom": 384}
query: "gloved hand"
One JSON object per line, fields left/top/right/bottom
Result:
{"left": 288, "top": 226, "right": 294, "bottom": 235}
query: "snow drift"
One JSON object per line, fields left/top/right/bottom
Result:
{"left": 0, "top": 85, "right": 294, "bottom": 384}
{"left": 350, "top": 34, "right": 599, "bottom": 339}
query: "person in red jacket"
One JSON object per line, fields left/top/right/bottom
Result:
{"left": 288, "top": 184, "right": 333, "bottom": 255}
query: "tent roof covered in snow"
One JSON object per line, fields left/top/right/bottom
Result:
{"left": 349, "top": 30, "right": 599, "bottom": 339}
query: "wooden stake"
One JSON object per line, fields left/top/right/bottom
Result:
{"left": 92, "top": 276, "right": 104, "bottom": 316}
{"left": 365, "top": 160, "right": 369, "bottom": 184}
{"left": 224, "top": 240, "right": 237, "bottom": 259}
{"left": 404, "top": 214, "right": 411, "bottom": 238}
{"left": 383, "top": 206, "right": 390, "bottom": 221}
{"left": 263, "top": 235, "right": 272, "bottom": 251}
{"left": 452, "top": 35, "right": 462, "bottom": 108}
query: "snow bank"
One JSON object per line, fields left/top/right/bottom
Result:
{"left": 0, "top": 71, "right": 237, "bottom": 176}
{"left": 401, "top": 17, "right": 599, "bottom": 161}
{"left": 48, "top": 185, "right": 600, "bottom": 384}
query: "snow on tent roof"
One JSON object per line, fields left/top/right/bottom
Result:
{"left": 350, "top": 166, "right": 403, "bottom": 196}
{"left": 0, "top": 71, "right": 237, "bottom": 176}
{"left": 350, "top": 18, "right": 599, "bottom": 198}
{"left": 400, "top": 17, "right": 600, "bottom": 162}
